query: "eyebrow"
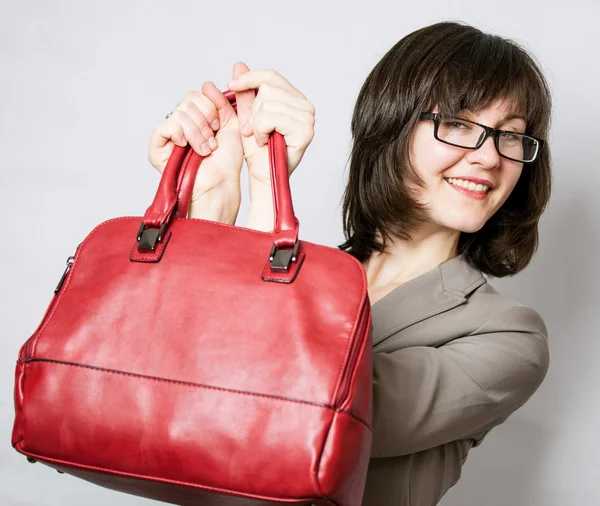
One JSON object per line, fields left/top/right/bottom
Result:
{"left": 463, "top": 108, "right": 526, "bottom": 123}
{"left": 501, "top": 113, "right": 527, "bottom": 122}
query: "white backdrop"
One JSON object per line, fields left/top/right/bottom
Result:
{"left": 1, "top": 1, "right": 598, "bottom": 505}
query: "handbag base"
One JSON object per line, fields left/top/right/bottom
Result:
{"left": 21, "top": 454, "right": 327, "bottom": 506}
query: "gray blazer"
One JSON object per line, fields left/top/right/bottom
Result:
{"left": 361, "top": 254, "right": 549, "bottom": 506}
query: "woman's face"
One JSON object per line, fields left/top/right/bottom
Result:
{"left": 409, "top": 98, "right": 526, "bottom": 234}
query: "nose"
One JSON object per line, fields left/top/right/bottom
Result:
{"left": 465, "top": 134, "right": 500, "bottom": 170}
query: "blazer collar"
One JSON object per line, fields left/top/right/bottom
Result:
{"left": 371, "top": 254, "right": 487, "bottom": 346}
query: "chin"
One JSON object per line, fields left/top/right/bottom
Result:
{"left": 444, "top": 220, "right": 486, "bottom": 234}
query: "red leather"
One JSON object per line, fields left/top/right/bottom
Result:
{"left": 12, "top": 95, "right": 373, "bottom": 506}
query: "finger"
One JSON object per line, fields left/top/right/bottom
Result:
{"left": 178, "top": 100, "right": 218, "bottom": 149}
{"left": 151, "top": 121, "right": 186, "bottom": 150}
{"left": 200, "top": 81, "right": 237, "bottom": 128}
{"left": 251, "top": 105, "right": 315, "bottom": 148}
{"left": 232, "top": 62, "right": 257, "bottom": 139}
{"left": 169, "top": 111, "right": 211, "bottom": 156}
{"left": 251, "top": 84, "right": 316, "bottom": 119}
{"left": 227, "top": 69, "right": 305, "bottom": 99}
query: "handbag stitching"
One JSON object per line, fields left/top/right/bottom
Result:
{"left": 23, "top": 358, "right": 372, "bottom": 432}
{"left": 25, "top": 358, "right": 333, "bottom": 408}
{"left": 329, "top": 260, "right": 367, "bottom": 408}
{"left": 23, "top": 358, "right": 372, "bottom": 430}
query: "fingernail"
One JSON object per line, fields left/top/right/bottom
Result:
{"left": 208, "top": 137, "right": 218, "bottom": 150}
{"left": 227, "top": 80, "right": 238, "bottom": 89}
{"left": 201, "top": 142, "right": 210, "bottom": 155}
{"left": 211, "top": 119, "right": 219, "bottom": 130}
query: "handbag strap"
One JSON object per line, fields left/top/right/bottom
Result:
{"left": 137, "top": 89, "right": 300, "bottom": 269}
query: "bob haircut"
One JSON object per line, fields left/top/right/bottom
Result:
{"left": 339, "top": 21, "right": 552, "bottom": 277}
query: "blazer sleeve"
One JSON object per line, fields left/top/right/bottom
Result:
{"left": 370, "top": 305, "right": 550, "bottom": 458}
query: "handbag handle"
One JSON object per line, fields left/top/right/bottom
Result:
{"left": 137, "top": 89, "right": 300, "bottom": 271}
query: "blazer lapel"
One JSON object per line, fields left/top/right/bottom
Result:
{"left": 371, "top": 255, "right": 487, "bottom": 346}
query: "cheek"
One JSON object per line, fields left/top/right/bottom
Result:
{"left": 411, "top": 133, "right": 466, "bottom": 180}
{"left": 496, "top": 163, "right": 524, "bottom": 205}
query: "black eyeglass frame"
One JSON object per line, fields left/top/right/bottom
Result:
{"left": 420, "top": 112, "right": 544, "bottom": 163}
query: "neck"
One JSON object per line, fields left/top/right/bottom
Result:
{"left": 363, "top": 225, "right": 460, "bottom": 291}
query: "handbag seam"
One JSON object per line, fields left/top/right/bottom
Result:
{"left": 314, "top": 411, "right": 357, "bottom": 506}
{"left": 330, "top": 261, "right": 367, "bottom": 408}
{"left": 314, "top": 411, "right": 334, "bottom": 497}
{"left": 26, "top": 358, "right": 334, "bottom": 409}
{"left": 24, "top": 358, "right": 373, "bottom": 430}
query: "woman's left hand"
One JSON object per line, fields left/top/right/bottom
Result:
{"left": 227, "top": 64, "right": 316, "bottom": 186}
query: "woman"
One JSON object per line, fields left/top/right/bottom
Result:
{"left": 148, "top": 21, "right": 552, "bottom": 506}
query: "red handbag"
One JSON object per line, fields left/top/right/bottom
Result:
{"left": 12, "top": 91, "right": 373, "bottom": 506}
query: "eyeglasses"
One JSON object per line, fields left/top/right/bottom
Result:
{"left": 420, "top": 113, "right": 544, "bottom": 163}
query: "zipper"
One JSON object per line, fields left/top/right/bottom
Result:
{"left": 54, "top": 256, "right": 75, "bottom": 293}
{"left": 21, "top": 248, "right": 79, "bottom": 362}
{"left": 336, "top": 300, "right": 371, "bottom": 408}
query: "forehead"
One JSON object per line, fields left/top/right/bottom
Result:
{"left": 463, "top": 98, "right": 527, "bottom": 123}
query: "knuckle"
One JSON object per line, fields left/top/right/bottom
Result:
{"left": 179, "top": 101, "right": 193, "bottom": 114}
{"left": 184, "top": 90, "right": 200, "bottom": 102}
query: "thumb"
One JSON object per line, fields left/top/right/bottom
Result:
{"left": 231, "top": 61, "right": 256, "bottom": 138}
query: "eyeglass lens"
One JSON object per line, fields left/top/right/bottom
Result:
{"left": 437, "top": 118, "right": 539, "bottom": 162}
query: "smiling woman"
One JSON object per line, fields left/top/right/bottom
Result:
{"left": 147, "top": 20, "right": 552, "bottom": 506}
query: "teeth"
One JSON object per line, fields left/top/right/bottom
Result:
{"left": 445, "top": 178, "right": 490, "bottom": 193}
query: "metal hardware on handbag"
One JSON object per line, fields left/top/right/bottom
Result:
{"left": 269, "top": 241, "right": 300, "bottom": 272}
{"left": 136, "top": 222, "right": 167, "bottom": 252}
{"left": 54, "top": 256, "right": 75, "bottom": 293}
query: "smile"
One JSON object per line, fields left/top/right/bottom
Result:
{"left": 445, "top": 178, "right": 491, "bottom": 200}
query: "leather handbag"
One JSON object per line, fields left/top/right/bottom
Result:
{"left": 12, "top": 90, "right": 373, "bottom": 506}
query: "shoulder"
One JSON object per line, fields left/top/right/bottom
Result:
{"left": 438, "top": 257, "right": 550, "bottom": 406}
{"left": 466, "top": 279, "right": 548, "bottom": 349}
{"left": 449, "top": 279, "right": 550, "bottom": 412}
{"left": 441, "top": 255, "right": 548, "bottom": 345}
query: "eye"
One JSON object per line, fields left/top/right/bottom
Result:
{"left": 502, "top": 132, "right": 522, "bottom": 142}
{"left": 441, "top": 119, "right": 472, "bottom": 131}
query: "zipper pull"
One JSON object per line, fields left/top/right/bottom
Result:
{"left": 55, "top": 256, "right": 75, "bottom": 293}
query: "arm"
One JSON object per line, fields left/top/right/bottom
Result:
{"left": 227, "top": 66, "right": 315, "bottom": 233}
{"left": 188, "top": 183, "right": 241, "bottom": 225}
{"left": 246, "top": 178, "right": 274, "bottom": 232}
{"left": 370, "top": 305, "right": 550, "bottom": 458}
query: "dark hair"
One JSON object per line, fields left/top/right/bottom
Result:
{"left": 339, "top": 21, "right": 552, "bottom": 277}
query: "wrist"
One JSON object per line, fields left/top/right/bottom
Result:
{"left": 247, "top": 178, "right": 274, "bottom": 232}
{"left": 188, "top": 185, "right": 241, "bottom": 225}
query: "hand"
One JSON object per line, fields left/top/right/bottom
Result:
{"left": 147, "top": 81, "right": 252, "bottom": 222}
{"left": 227, "top": 65, "right": 316, "bottom": 186}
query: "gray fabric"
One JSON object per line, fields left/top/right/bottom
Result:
{"left": 362, "top": 254, "right": 549, "bottom": 506}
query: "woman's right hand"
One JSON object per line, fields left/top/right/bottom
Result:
{"left": 148, "top": 81, "right": 249, "bottom": 222}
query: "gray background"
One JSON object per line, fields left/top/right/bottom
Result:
{"left": 1, "top": 1, "right": 598, "bottom": 505}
